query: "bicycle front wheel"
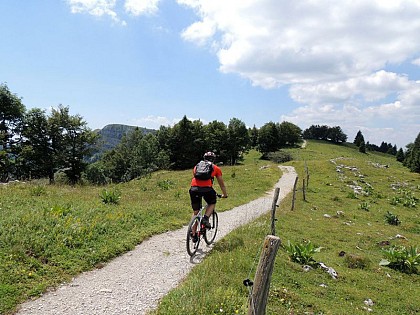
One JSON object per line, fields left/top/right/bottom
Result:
{"left": 186, "top": 217, "right": 200, "bottom": 256}
{"left": 204, "top": 211, "right": 218, "bottom": 245}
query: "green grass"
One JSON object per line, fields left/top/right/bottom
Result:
{"left": 152, "top": 141, "right": 420, "bottom": 315}
{"left": 0, "top": 150, "right": 281, "bottom": 314}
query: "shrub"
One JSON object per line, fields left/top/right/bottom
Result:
{"left": 99, "top": 188, "right": 121, "bottom": 204}
{"left": 157, "top": 179, "right": 174, "bottom": 190}
{"left": 30, "top": 185, "right": 46, "bottom": 196}
{"left": 54, "top": 170, "right": 70, "bottom": 185}
{"left": 266, "top": 150, "right": 293, "bottom": 163}
{"left": 385, "top": 211, "right": 401, "bottom": 225}
{"left": 344, "top": 254, "right": 370, "bottom": 269}
{"left": 284, "top": 240, "right": 321, "bottom": 265}
{"left": 85, "top": 163, "right": 109, "bottom": 185}
{"left": 390, "top": 189, "right": 418, "bottom": 208}
{"left": 380, "top": 246, "right": 420, "bottom": 274}
{"left": 359, "top": 201, "right": 370, "bottom": 211}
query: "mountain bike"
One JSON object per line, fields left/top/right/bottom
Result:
{"left": 186, "top": 194, "right": 221, "bottom": 257}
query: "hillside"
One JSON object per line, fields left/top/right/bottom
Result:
{"left": 90, "top": 124, "right": 156, "bottom": 161}
{"left": 154, "top": 140, "right": 420, "bottom": 315}
{"left": 1, "top": 143, "right": 418, "bottom": 315}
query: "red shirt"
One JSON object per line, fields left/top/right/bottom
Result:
{"left": 190, "top": 163, "right": 222, "bottom": 187}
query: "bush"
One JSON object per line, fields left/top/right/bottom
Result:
{"left": 284, "top": 240, "right": 321, "bottom": 265}
{"left": 380, "top": 246, "right": 419, "bottom": 274}
{"left": 85, "top": 163, "right": 109, "bottom": 185}
{"left": 265, "top": 150, "right": 293, "bottom": 163}
{"left": 385, "top": 211, "right": 401, "bottom": 225}
{"left": 99, "top": 188, "right": 121, "bottom": 204}
{"left": 30, "top": 185, "right": 47, "bottom": 196}
{"left": 54, "top": 170, "right": 70, "bottom": 185}
{"left": 345, "top": 254, "right": 370, "bottom": 269}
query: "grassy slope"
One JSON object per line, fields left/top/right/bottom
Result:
{"left": 0, "top": 150, "right": 280, "bottom": 314}
{"left": 153, "top": 141, "right": 420, "bottom": 315}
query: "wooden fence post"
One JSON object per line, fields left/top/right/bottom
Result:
{"left": 303, "top": 178, "right": 306, "bottom": 201}
{"left": 248, "top": 235, "right": 282, "bottom": 315}
{"left": 271, "top": 188, "right": 280, "bottom": 236}
{"left": 291, "top": 176, "right": 298, "bottom": 211}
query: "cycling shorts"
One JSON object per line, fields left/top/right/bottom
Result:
{"left": 189, "top": 186, "right": 217, "bottom": 211}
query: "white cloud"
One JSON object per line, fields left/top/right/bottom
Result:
{"left": 283, "top": 79, "right": 420, "bottom": 147}
{"left": 67, "top": 0, "right": 162, "bottom": 23}
{"left": 289, "top": 71, "right": 412, "bottom": 106}
{"left": 132, "top": 115, "right": 181, "bottom": 129}
{"left": 68, "top": 0, "right": 117, "bottom": 19}
{"left": 181, "top": 18, "right": 216, "bottom": 46}
{"left": 66, "top": 0, "right": 420, "bottom": 146}
{"left": 67, "top": 0, "right": 128, "bottom": 24}
{"left": 412, "top": 57, "right": 420, "bottom": 66}
{"left": 179, "top": 0, "right": 420, "bottom": 88}
{"left": 124, "top": 0, "right": 160, "bottom": 16}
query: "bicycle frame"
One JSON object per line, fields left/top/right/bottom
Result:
{"left": 186, "top": 195, "right": 220, "bottom": 256}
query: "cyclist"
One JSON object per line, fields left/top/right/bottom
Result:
{"left": 189, "top": 152, "right": 228, "bottom": 242}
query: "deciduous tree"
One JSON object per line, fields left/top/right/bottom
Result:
{"left": 0, "top": 84, "right": 25, "bottom": 181}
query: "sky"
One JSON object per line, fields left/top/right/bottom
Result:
{"left": 1, "top": 0, "right": 420, "bottom": 149}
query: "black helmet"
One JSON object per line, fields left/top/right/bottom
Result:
{"left": 203, "top": 151, "right": 216, "bottom": 162}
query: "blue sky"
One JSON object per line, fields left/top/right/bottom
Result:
{"left": 1, "top": 0, "right": 420, "bottom": 148}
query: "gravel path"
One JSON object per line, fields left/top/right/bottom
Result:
{"left": 16, "top": 166, "right": 297, "bottom": 315}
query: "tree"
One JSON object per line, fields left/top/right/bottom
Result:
{"left": 203, "top": 121, "right": 229, "bottom": 164}
{"left": 257, "top": 122, "right": 280, "bottom": 156}
{"left": 303, "top": 125, "right": 338, "bottom": 141}
{"left": 20, "top": 108, "right": 53, "bottom": 179}
{"left": 354, "top": 130, "right": 364, "bottom": 147}
{"left": 277, "top": 121, "right": 302, "bottom": 146}
{"left": 328, "top": 126, "right": 347, "bottom": 143}
{"left": 48, "top": 105, "right": 97, "bottom": 184}
{"left": 249, "top": 125, "right": 259, "bottom": 148}
{"left": 126, "top": 131, "right": 161, "bottom": 180}
{"left": 168, "top": 116, "right": 202, "bottom": 169}
{"left": 379, "top": 141, "right": 388, "bottom": 153}
{"left": 226, "top": 118, "right": 250, "bottom": 165}
{"left": 396, "top": 148, "right": 405, "bottom": 162}
{"left": 359, "top": 140, "right": 366, "bottom": 153}
{"left": 0, "top": 84, "right": 25, "bottom": 181}
{"left": 404, "top": 132, "right": 420, "bottom": 173}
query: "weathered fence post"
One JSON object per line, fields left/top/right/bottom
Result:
{"left": 291, "top": 176, "right": 298, "bottom": 210}
{"left": 248, "top": 235, "right": 282, "bottom": 315}
{"left": 303, "top": 178, "right": 306, "bottom": 201}
{"left": 270, "top": 188, "right": 280, "bottom": 236}
{"left": 304, "top": 161, "right": 310, "bottom": 189}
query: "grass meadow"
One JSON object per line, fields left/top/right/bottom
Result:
{"left": 152, "top": 141, "right": 419, "bottom": 315}
{"left": 0, "top": 150, "right": 280, "bottom": 314}
{"left": 1, "top": 142, "right": 419, "bottom": 314}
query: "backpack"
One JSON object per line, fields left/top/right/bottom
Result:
{"left": 194, "top": 160, "right": 213, "bottom": 180}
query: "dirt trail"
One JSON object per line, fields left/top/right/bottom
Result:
{"left": 16, "top": 166, "right": 297, "bottom": 315}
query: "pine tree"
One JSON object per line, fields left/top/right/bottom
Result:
{"left": 354, "top": 130, "right": 364, "bottom": 147}
{"left": 359, "top": 140, "right": 366, "bottom": 153}
{"left": 406, "top": 132, "right": 420, "bottom": 173}
{"left": 396, "top": 148, "right": 405, "bottom": 162}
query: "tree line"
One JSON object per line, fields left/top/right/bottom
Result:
{"left": 1, "top": 84, "right": 97, "bottom": 184}
{"left": 353, "top": 129, "right": 420, "bottom": 172}
{"left": 1, "top": 83, "right": 419, "bottom": 184}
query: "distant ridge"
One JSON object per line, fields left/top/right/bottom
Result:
{"left": 90, "top": 124, "right": 156, "bottom": 162}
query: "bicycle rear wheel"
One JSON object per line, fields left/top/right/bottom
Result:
{"left": 204, "top": 211, "right": 218, "bottom": 245}
{"left": 186, "top": 217, "right": 200, "bottom": 256}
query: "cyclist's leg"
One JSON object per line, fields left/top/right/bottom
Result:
{"left": 189, "top": 187, "right": 202, "bottom": 235}
{"left": 203, "top": 188, "right": 217, "bottom": 217}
